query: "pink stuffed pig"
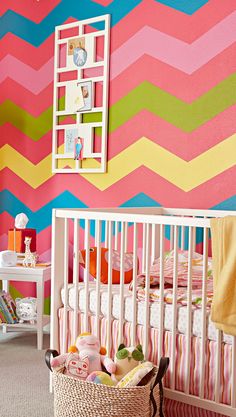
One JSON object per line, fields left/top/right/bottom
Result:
{"left": 69, "top": 333, "right": 116, "bottom": 374}
{"left": 51, "top": 352, "right": 89, "bottom": 380}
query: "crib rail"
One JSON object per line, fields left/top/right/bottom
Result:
{"left": 51, "top": 207, "right": 236, "bottom": 417}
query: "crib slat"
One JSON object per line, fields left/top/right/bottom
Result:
{"left": 105, "top": 220, "right": 109, "bottom": 247}
{"left": 185, "top": 226, "right": 193, "bottom": 394}
{"left": 199, "top": 227, "right": 208, "bottom": 399}
{"left": 131, "top": 223, "right": 138, "bottom": 346}
{"left": 170, "top": 225, "right": 174, "bottom": 250}
{"left": 181, "top": 225, "right": 185, "bottom": 250}
{"left": 62, "top": 218, "right": 69, "bottom": 354}
{"left": 84, "top": 219, "right": 90, "bottom": 332}
{"left": 171, "top": 225, "right": 178, "bottom": 390}
{"left": 215, "top": 329, "right": 222, "bottom": 403}
{"left": 142, "top": 224, "right": 147, "bottom": 272}
{"left": 114, "top": 221, "right": 119, "bottom": 251}
{"left": 107, "top": 220, "right": 113, "bottom": 356}
{"left": 144, "top": 223, "right": 151, "bottom": 359}
{"left": 72, "top": 219, "right": 79, "bottom": 343}
{"left": 232, "top": 336, "right": 236, "bottom": 407}
{"left": 192, "top": 221, "right": 196, "bottom": 251}
{"left": 95, "top": 220, "right": 101, "bottom": 339}
{"left": 158, "top": 224, "right": 164, "bottom": 360}
{"left": 118, "top": 222, "right": 125, "bottom": 346}
{"left": 151, "top": 224, "right": 157, "bottom": 263}
{"left": 124, "top": 221, "right": 128, "bottom": 253}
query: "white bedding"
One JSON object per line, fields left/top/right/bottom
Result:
{"left": 61, "top": 283, "right": 232, "bottom": 344}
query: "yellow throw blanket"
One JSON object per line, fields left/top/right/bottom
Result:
{"left": 210, "top": 216, "right": 236, "bottom": 336}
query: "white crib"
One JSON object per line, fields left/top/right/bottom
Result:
{"left": 50, "top": 207, "right": 236, "bottom": 417}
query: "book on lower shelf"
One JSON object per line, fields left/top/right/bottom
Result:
{"left": 0, "top": 291, "right": 18, "bottom": 324}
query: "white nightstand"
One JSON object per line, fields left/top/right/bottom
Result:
{"left": 0, "top": 265, "right": 51, "bottom": 350}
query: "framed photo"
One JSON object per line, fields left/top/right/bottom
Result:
{"left": 65, "top": 81, "right": 84, "bottom": 113}
{"left": 65, "top": 80, "right": 92, "bottom": 113}
{"left": 64, "top": 128, "right": 78, "bottom": 154}
{"left": 67, "top": 37, "right": 87, "bottom": 67}
{"left": 77, "top": 81, "right": 92, "bottom": 111}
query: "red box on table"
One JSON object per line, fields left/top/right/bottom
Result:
{"left": 8, "top": 228, "right": 37, "bottom": 253}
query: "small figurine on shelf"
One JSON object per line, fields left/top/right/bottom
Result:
{"left": 15, "top": 297, "right": 37, "bottom": 324}
{"left": 23, "top": 237, "right": 37, "bottom": 267}
{"left": 74, "top": 137, "right": 83, "bottom": 160}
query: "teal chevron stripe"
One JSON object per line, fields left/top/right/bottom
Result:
{"left": 0, "top": 190, "right": 87, "bottom": 232}
{"left": 121, "top": 192, "right": 160, "bottom": 208}
{"left": 0, "top": 0, "right": 142, "bottom": 45}
{"left": 212, "top": 195, "right": 236, "bottom": 211}
{"left": 0, "top": 191, "right": 159, "bottom": 236}
{"left": 2, "top": 190, "right": 236, "bottom": 244}
{"left": 156, "top": 0, "right": 209, "bottom": 15}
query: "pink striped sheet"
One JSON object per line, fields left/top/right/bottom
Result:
{"left": 58, "top": 308, "right": 232, "bottom": 406}
{"left": 164, "top": 399, "right": 227, "bottom": 417}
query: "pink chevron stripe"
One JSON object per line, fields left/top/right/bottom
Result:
{"left": 1, "top": 43, "right": 236, "bottom": 108}
{"left": 1, "top": 105, "right": 235, "bottom": 163}
{"left": 107, "top": 107, "right": 236, "bottom": 161}
{"left": 0, "top": 0, "right": 232, "bottom": 68}
{"left": 112, "top": 0, "right": 236, "bottom": 47}
{"left": 1, "top": 20, "right": 236, "bottom": 96}
{"left": 111, "top": 12, "right": 236, "bottom": 78}
{"left": 10, "top": 279, "right": 51, "bottom": 299}
{"left": 0, "top": 233, "right": 8, "bottom": 250}
{"left": 39, "top": 248, "right": 51, "bottom": 263}
{"left": 110, "top": 45, "right": 236, "bottom": 104}
{"left": 0, "top": 0, "right": 61, "bottom": 23}
{"left": 0, "top": 55, "right": 54, "bottom": 94}
{"left": 0, "top": 79, "right": 53, "bottom": 114}
{"left": 0, "top": 34, "right": 54, "bottom": 68}
{"left": 0, "top": 125, "right": 51, "bottom": 164}
{"left": 0, "top": 0, "right": 235, "bottom": 68}
{"left": 2, "top": 163, "right": 236, "bottom": 212}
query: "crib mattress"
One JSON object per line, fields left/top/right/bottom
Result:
{"left": 61, "top": 283, "right": 232, "bottom": 344}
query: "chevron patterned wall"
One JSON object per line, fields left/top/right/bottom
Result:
{"left": 0, "top": 0, "right": 236, "bottom": 311}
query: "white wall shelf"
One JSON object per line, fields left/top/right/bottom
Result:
{"left": 52, "top": 14, "right": 110, "bottom": 174}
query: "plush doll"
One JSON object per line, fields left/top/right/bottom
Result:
{"left": 112, "top": 344, "right": 144, "bottom": 382}
{"left": 69, "top": 333, "right": 116, "bottom": 374}
{"left": 50, "top": 352, "right": 89, "bottom": 380}
{"left": 79, "top": 247, "right": 136, "bottom": 284}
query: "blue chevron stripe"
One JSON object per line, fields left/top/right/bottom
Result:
{"left": 0, "top": 0, "right": 142, "bottom": 45}
{"left": 0, "top": 190, "right": 88, "bottom": 232}
{"left": 156, "top": 0, "right": 209, "bottom": 15}
{"left": 121, "top": 192, "right": 161, "bottom": 208}
{"left": 1, "top": 190, "right": 236, "bottom": 243}
{"left": 212, "top": 195, "right": 236, "bottom": 211}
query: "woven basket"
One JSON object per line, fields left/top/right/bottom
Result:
{"left": 46, "top": 350, "right": 169, "bottom": 417}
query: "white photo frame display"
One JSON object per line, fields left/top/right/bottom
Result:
{"left": 52, "top": 15, "right": 110, "bottom": 174}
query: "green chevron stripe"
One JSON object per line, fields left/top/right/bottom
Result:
{"left": 0, "top": 73, "right": 235, "bottom": 140}
{"left": 109, "top": 73, "right": 236, "bottom": 132}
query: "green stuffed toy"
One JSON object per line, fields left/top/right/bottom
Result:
{"left": 112, "top": 344, "right": 144, "bottom": 382}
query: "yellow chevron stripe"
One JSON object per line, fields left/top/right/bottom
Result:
{"left": 1, "top": 135, "right": 236, "bottom": 191}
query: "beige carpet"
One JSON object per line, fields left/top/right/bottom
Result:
{"left": 0, "top": 331, "right": 54, "bottom": 417}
